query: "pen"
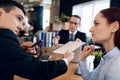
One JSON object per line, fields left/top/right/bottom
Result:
{"left": 31, "top": 40, "right": 43, "bottom": 47}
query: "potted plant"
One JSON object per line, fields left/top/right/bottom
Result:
{"left": 55, "top": 13, "right": 69, "bottom": 23}
{"left": 93, "top": 50, "right": 102, "bottom": 69}
{"left": 53, "top": 13, "right": 70, "bottom": 31}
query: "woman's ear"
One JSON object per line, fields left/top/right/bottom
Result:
{"left": 111, "top": 21, "right": 119, "bottom": 32}
{"left": 0, "top": 8, "right": 4, "bottom": 18}
{"left": 0, "top": 8, "right": 3, "bottom": 16}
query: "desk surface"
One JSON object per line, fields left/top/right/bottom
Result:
{"left": 14, "top": 47, "right": 83, "bottom": 80}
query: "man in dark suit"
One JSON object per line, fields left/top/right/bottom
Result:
{"left": 53, "top": 15, "right": 87, "bottom": 46}
{"left": 0, "top": 1, "right": 74, "bottom": 80}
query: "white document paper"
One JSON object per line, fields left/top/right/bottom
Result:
{"left": 52, "top": 41, "right": 84, "bottom": 54}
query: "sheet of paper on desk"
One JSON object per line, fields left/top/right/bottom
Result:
{"left": 52, "top": 41, "right": 84, "bottom": 54}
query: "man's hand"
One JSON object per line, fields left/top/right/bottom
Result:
{"left": 75, "top": 38, "right": 83, "bottom": 43}
{"left": 20, "top": 42, "right": 38, "bottom": 55}
{"left": 63, "top": 50, "right": 74, "bottom": 64}
{"left": 52, "top": 35, "right": 60, "bottom": 46}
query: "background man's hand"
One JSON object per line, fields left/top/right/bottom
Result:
{"left": 75, "top": 38, "right": 83, "bottom": 43}
{"left": 53, "top": 35, "right": 60, "bottom": 46}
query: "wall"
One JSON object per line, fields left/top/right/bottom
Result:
{"left": 110, "top": 0, "right": 120, "bottom": 7}
{"left": 29, "top": 6, "right": 44, "bottom": 33}
{"left": 59, "top": 0, "right": 120, "bottom": 17}
{"left": 59, "top": 0, "right": 93, "bottom": 16}
{"left": 59, "top": 0, "right": 73, "bottom": 16}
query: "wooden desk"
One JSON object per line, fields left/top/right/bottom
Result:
{"left": 14, "top": 47, "right": 83, "bottom": 80}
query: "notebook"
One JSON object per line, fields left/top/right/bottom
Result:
{"left": 74, "top": 66, "right": 81, "bottom": 75}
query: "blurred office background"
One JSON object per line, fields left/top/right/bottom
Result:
{"left": 14, "top": 0, "right": 120, "bottom": 37}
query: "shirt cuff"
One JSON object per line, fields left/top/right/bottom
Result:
{"left": 63, "top": 59, "right": 68, "bottom": 65}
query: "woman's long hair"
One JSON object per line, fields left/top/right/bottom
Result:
{"left": 100, "top": 7, "right": 120, "bottom": 49}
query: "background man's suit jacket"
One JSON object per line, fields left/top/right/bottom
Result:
{"left": 0, "top": 29, "right": 67, "bottom": 80}
{"left": 58, "top": 29, "right": 87, "bottom": 44}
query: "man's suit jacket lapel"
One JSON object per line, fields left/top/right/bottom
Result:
{"left": 75, "top": 31, "right": 79, "bottom": 40}
{"left": 66, "top": 30, "right": 69, "bottom": 41}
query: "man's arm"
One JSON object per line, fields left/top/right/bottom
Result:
{"left": 0, "top": 29, "right": 74, "bottom": 79}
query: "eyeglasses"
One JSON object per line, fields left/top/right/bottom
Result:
{"left": 69, "top": 21, "right": 79, "bottom": 26}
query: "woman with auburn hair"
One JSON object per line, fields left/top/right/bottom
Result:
{"left": 79, "top": 7, "right": 120, "bottom": 80}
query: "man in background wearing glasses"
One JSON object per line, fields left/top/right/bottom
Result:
{"left": 53, "top": 15, "right": 87, "bottom": 46}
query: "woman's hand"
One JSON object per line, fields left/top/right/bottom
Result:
{"left": 80, "top": 46, "right": 95, "bottom": 61}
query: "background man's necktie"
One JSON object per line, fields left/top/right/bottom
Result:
{"left": 69, "top": 34, "right": 74, "bottom": 41}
